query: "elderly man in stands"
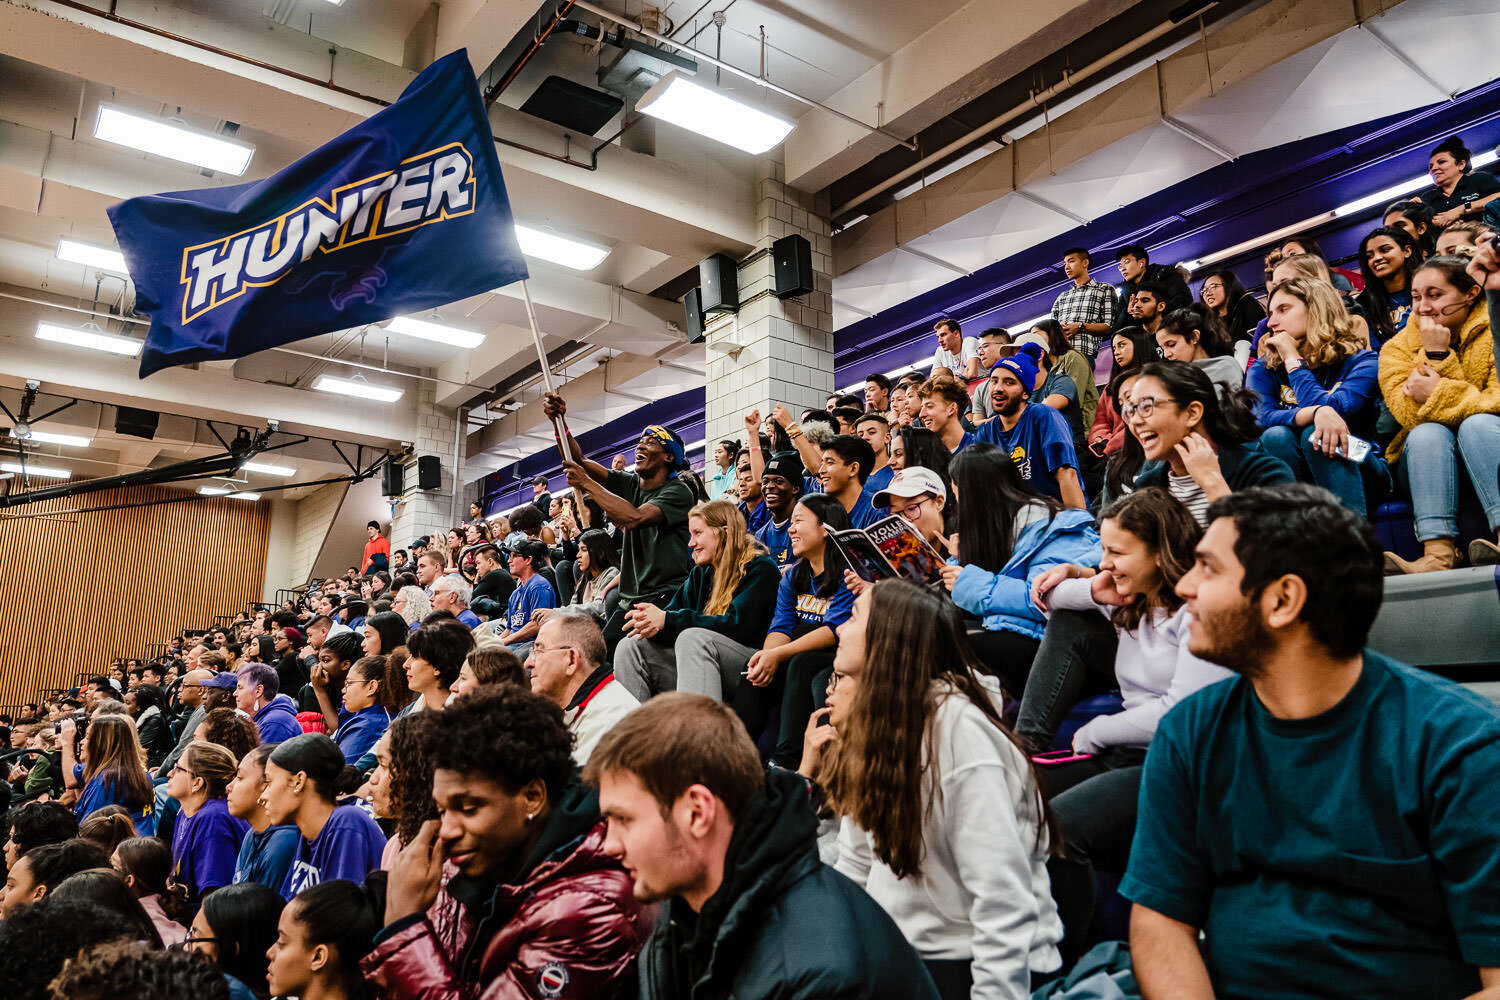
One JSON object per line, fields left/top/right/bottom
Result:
{"left": 431, "top": 575, "right": 480, "bottom": 629}
{"left": 232, "top": 663, "right": 302, "bottom": 744}
{"left": 527, "top": 611, "right": 639, "bottom": 764}
{"left": 155, "top": 667, "right": 214, "bottom": 778}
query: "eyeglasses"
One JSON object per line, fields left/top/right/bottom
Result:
{"left": 1201, "top": 281, "right": 1224, "bottom": 292}
{"left": 894, "top": 496, "right": 933, "bottom": 522}
{"left": 530, "top": 642, "right": 575, "bottom": 656}
{"left": 171, "top": 935, "right": 217, "bottom": 951}
{"left": 170, "top": 765, "right": 195, "bottom": 778}
{"left": 1120, "top": 396, "right": 1171, "bottom": 421}
{"left": 827, "top": 670, "right": 848, "bottom": 692}
{"left": 342, "top": 675, "right": 376, "bottom": 688}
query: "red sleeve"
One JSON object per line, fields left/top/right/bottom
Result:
{"left": 361, "top": 916, "right": 466, "bottom": 1000}
{"left": 479, "top": 883, "right": 648, "bottom": 1000}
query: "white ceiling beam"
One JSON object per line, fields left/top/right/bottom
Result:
{"left": 434, "top": 0, "right": 543, "bottom": 77}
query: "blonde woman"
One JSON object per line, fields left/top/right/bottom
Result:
{"left": 1247, "top": 276, "right": 1381, "bottom": 514}
{"left": 612, "top": 499, "right": 781, "bottom": 704}
{"left": 1267, "top": 253, "right": 1371, "bottom": 347}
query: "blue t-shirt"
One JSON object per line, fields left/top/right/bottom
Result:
{"left": 280, "top": 804, "right": 386, "bottom": 900}
{"left": 73, "top": 766, "right": 153, "bottom": 830}
{"left": 234, "top": 824, "right": 300, "bottom": 890}
{"left": 738, "top": 499, "right": 770, "bottom": 534}
{"left": 333, "top": 705, "right": 391, "bottom": 765}
{"left": 845, "top": 491, "right": 882, "bottom": 529}
{"left": 1121, "top": 652, "right": 1500, "bottom": 999}
{"left": 863, "top": 464, "right": 895, "bottom": 510}
{"left": 456, "top": 608, "right": 481, "bottom": 629}
{"left": 950, "top": 429, "right": 977, "bottom": 454}
{"left": 171, "top": 798, "right": 250, "bottom": 907}
{"left": 755, "top": 515, "right": 795, "bottom": 567}
{"left": 505, "top": 573, "right": 557, "bottom": 632}
{"left": 1039, "top": 370, "right": 1085, "bottom": 451}
{"left": 766, "top": 564, "right": 855, "bottom": 639}
{"left": 973, "top": 403, "right": 1079, "bottom": 500}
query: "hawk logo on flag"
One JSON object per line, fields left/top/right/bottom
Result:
{"left": 109, "top": 49, "right": 528, "bottom": 378}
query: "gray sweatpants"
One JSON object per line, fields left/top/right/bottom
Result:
{"left": 613, "top": 627, "right": 758, "bottom": 703}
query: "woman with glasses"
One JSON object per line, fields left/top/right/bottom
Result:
{"left": 167, "top": 741, "right": 248, "bottom": 915}
{"left": 330, "top": 655, "right": 392, "bottom": 766}
{"left": 1025, "top": 488, "right": 1231, "bottom": 961}
{"left": 613, "top": 500, "right": 780, "bottom": 705}
{"left": 1126, "top": 362, "right": 1293, "bottom": 524}
{"left": 938, "top": 449, "right": 1100, "bottom": 698}
{"left": 227, "top": 746, "right": 298, "bottom": 893}
{"left": 811, "top": 580, "right": 1062, "bottom": 999}
{"left": 183, "top": 881, "right": 284, "bottom": 1000}
{"left": 1197, "top": 268, "right": 1265, "bottom": 344}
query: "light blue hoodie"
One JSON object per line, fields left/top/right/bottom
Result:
{"left": 949, "top": 507, "right": 1101, "bottom": 639}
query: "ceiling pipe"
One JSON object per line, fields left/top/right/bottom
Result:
{"left": 832, "top": 15, "right": 1186, "bottom": 219}
{"left": 484, "top": 0, "right": 578, "bottom": 107}
{"left": 566, "top": 0, "right": 918, "bottom": 152}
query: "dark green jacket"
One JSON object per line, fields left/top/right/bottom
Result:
{"left": 657, "top": 555, "right": 780, "bottom": 648}
{"left": 638, "top": 769, "right": 939, "bottom": 1000}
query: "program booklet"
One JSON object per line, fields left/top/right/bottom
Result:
{"left": 828, "top": 514, "right": 946, "bottom": 587}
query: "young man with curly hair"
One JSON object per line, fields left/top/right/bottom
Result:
{"left": 363, "top": 685, "right": 651, "bottom": 999}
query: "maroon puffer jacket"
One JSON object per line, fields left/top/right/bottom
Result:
{"left": 361, "top": 821, "right": 651, "bottom": 999}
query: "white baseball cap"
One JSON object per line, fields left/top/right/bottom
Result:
{"left": 874, "top": 466, "right": 946, "bottom": 508}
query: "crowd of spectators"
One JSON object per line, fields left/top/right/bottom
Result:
{"left": 1, "top": 134, "right": 1499, "bottom": 1000}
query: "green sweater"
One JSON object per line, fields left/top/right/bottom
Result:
{"left": 658, "top": 555, "right": 781, "bottom": 648}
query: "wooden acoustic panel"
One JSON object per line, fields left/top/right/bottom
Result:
{"left": 0, "top": 484, "right": 268, "bottom": 708}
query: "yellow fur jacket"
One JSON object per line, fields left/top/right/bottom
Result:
{"left": 1378, "top": 300, "right": 1498, "bottom": 461}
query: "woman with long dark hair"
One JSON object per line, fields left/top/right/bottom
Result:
{"left": 112, "top": 835, "right": 187, "bottom": 945}
{"left": 1379, "top": 256, "right": 1500, "bottom": 571}
{"left": 226, "top": 746, "right": 298, "bottom": 893}
{"left": 1127, "top": 362, "right": 1293, "bottom": 523}
{"left": 186, "top": 882, "right": 284, "bottom": 999}
{"left": 941, "top": 446, "right": 1100, "bottom": 697}
{"left": 564, "top": 528, "right": 620, "bottom": 622}
{"left": 360, "top": 611, "right": 408, "bottom": 658}
{"left": 1089, "top": 328, "right": 1153, "bottom": 463}
{"left": 366, "top": 715, "right": 437, "bottom": 871}
{"left": 49, "top": 866, "right": 165, "bottom": 948}
{"left": 1384, "top": 198, "right": 1437, "bottom": 257}
{"left": 815, "top": 580, "right": 1062, "bottom": 999}
{"left": 1356, "top": 226, "right": 1422, "bottom": 347}
{"left": 1026, "top": 488, "right": 1231, "bottom": 958}
{"left": 889, "top": 424, "right": 956, "bottom": 530}
{"left": 1249, "top": 276, "right": 1381, "bottom": 515}
{"left": 266, "top": 879, "right": 381, "bottom": 1000}
{"left": 125, "top": 684, "right": 171, "bottom": 770}
{"left": 60, "top": 713, "right": 154, "bottom": 830}
{"left": 740, "top": 494, "right": 853, "bottom": 767}
{"left": 1155, "top": 304, "right": 1242, "bottom": 389}
{"left": 1197, "top": 268, "right": 1265, "bottom": 343}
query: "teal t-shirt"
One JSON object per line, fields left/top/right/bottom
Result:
{"left": 1120, "top": 651, "right": 1500, "bottom": 999}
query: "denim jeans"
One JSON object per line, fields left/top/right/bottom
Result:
{"left": 1398, "top": 415, "right": 1500, "bottom": 540}
{"left": 1259, "top": 423, "right": 1371, "bottom": 516}
{"left": 1015, "top": 610, "right": 1120, "bottom": 754}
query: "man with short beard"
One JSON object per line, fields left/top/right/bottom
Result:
{"left": 974, "top": 347, "right": 1086, "bottom": 509}
{"left": 1124, "top": 484, "right": 1500, "bottom": 1000}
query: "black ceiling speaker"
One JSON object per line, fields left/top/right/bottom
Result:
{"left": 699, "top": 254, "right": 739, "bottom": 314}
{"left": 381, "top": 460, "right": 404, "bottom": 498}
{"left": 684, "top": 287, "right": 705, "bottom": 344}
{"left": 115, "top": 406, "right": 160, "bottom": 440}
{"left": 520, "top": 76, "right": 624, "bottom": 135}
{"left": 417, "top": 455, "right": 442, "bottom": 490}
{"left": 772, "top": 234, "right": 814, "bottom": 299}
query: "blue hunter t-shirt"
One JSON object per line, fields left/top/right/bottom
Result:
{"left": 279, "top": 804, "right": 386, "bottom": 900}
{"left": 766, "top": 565, "right": 854, "bottom": 640}
{"left": 1120, "top": 652, "right": 1500, "bottom": 999}
{"left": 756, "top": 515, "right": 794, "bottom": 567}
{"left": 505, "top": 573, "right": 557, "bottom": 632}
{"left": 846, "top": 491, "right": 882, "bottom": 529}
{"left": 234, "top": 823, "right": 299, "bottom": 891}
{"left": 171, "top": 798, "right": 250, "bottom": 908}
{"left": 738, "top": 498, "right": 770, "bottom": 534}
{"left": 973, "top": 402, "right": 1079, "bottom": 500}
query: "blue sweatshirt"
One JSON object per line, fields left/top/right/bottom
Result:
{"left": 253, "top": 696, "right": 304, "bottom": 744}
{"left": 949, "top": 508, "right": 1102, "bottom": 639}
{"left": 234, "top": 824, "right": 300, "bottom": 890}
{"left": 172, "top": 798, "right": 250, "bottom": 909}
{"left": 333, "top": 705, "right": 391, "bottom": 765}
{"left": 1245, "top": 349, "right": 1380, "bottom": 440}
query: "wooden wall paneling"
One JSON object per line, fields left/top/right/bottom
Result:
{"left": 0, "top": 484, "right": 269, "bottom": 707}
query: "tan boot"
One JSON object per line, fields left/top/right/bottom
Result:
{"left": 1470, "top": 532, "right": 1500, "bottom": 566}
{"left": 1384, "top": 538, "right": 1459, "bottom": 575}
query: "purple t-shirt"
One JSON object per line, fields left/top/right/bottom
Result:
{"left": 279, "top": 803, "right": 386, "bottom": 900}
{"left": 171, "top": 798, "right": 249, "bottom": 906}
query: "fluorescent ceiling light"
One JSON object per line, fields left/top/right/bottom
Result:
{"left": 36, "top": 321, "right": 143, "bottom": 357}
{"left": 636, "top": 70, "right": 795, "bottom": 155}
{"left": 312, "top": 374, "right": 404, "bottom": 403}
{"left": 94, "top": 105, "right": 255, "bottom": 175}
{"left": 386, "top": 315, "right": 486, "bottom": 349}
{"left": 894, "top": 143, "right": 1003, "bottom": 200}
{"left": 239, "top": 460, "right": 295, "bottom": 476}
{"left": 9, "top": 428, "right": 91, "bottom": 447}
{"left": 199, "top": 485, "right": 259, "bottom": 499}
{"left": 230, "top": 492, "right": 261, "bottom": 501}
{"left": 1, "top": 461, "right": 70, "bottom": 479}
{"left": 514, "top": 224, "right": 611, "bottom": 271}
{"left": 56, "top": 238, "right": 129, "bottom": 275}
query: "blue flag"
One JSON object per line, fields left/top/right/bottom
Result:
{"left": 109, "top": 49, "right": 528, "bottom": 378}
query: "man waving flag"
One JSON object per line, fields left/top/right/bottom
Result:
{"left": 109, "top": 49, "right": 527, "bottom": 377}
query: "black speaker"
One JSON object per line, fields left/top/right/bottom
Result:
{"left": 115, "top": 406, "right": 160, "bottom": 439}
{"left": 416, "top": 455, "right": 442, "bottom": 490}
{"left": 381, "top": 460, "right": 404, "bottom": 497}
{"left": 698, "top": 253, "right": 739, "bottom": 314}
{"left": 684, "top": 287, "right": 705, "bottom": 344}
{"left": 772, "top": 234, "right": 814, "bottom": 299}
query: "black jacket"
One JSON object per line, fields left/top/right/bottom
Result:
{"left": 638, "top": 769, "right": 939, "bottom": 1000}
{"left": 472, "top": 566, "right": 517, "bottom": 606}
{"left": 1115, "top": 262, "right": 1193, "bottom": 327}
{"left": 1135, "top": 440, "right": 1294, "bottom": 493}
{"left": 135, "top": 706, "right": 172, "bottom": 770}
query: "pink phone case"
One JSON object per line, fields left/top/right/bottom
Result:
{"left": 1030, "top": 750, "right": 1095, "bottom": 765}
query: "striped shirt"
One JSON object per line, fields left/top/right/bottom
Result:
{"left": 1167, "top": 472, "right": 1212, "bottom": 526}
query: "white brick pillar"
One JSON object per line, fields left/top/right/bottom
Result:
{"left": 704, "top": 153, "right": 834, "bottom": 448}
{"left": 389, "top": 382, "right": 460, "bottom": 548}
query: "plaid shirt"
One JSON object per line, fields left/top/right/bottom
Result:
{"left": 1051, "top": 279, "right": 1119, "bottom": 360}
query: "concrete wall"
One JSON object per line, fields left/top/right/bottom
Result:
{"left": 311, "top": 476, "right": 391, "bottom": 581}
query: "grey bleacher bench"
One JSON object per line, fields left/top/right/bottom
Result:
{"left": 1367, "top": 567, "right": 1500, "bottom": 696}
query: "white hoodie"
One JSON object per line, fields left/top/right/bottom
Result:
{"left": 1046, "top": 576, "right": 1232, "bottom": 752}
{"left": 835, "top": 677, "right": 1063, "bottom": 1000}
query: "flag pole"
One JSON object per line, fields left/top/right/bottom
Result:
{"left": 519, "top": 280, "right": 572, "bottom": 465}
